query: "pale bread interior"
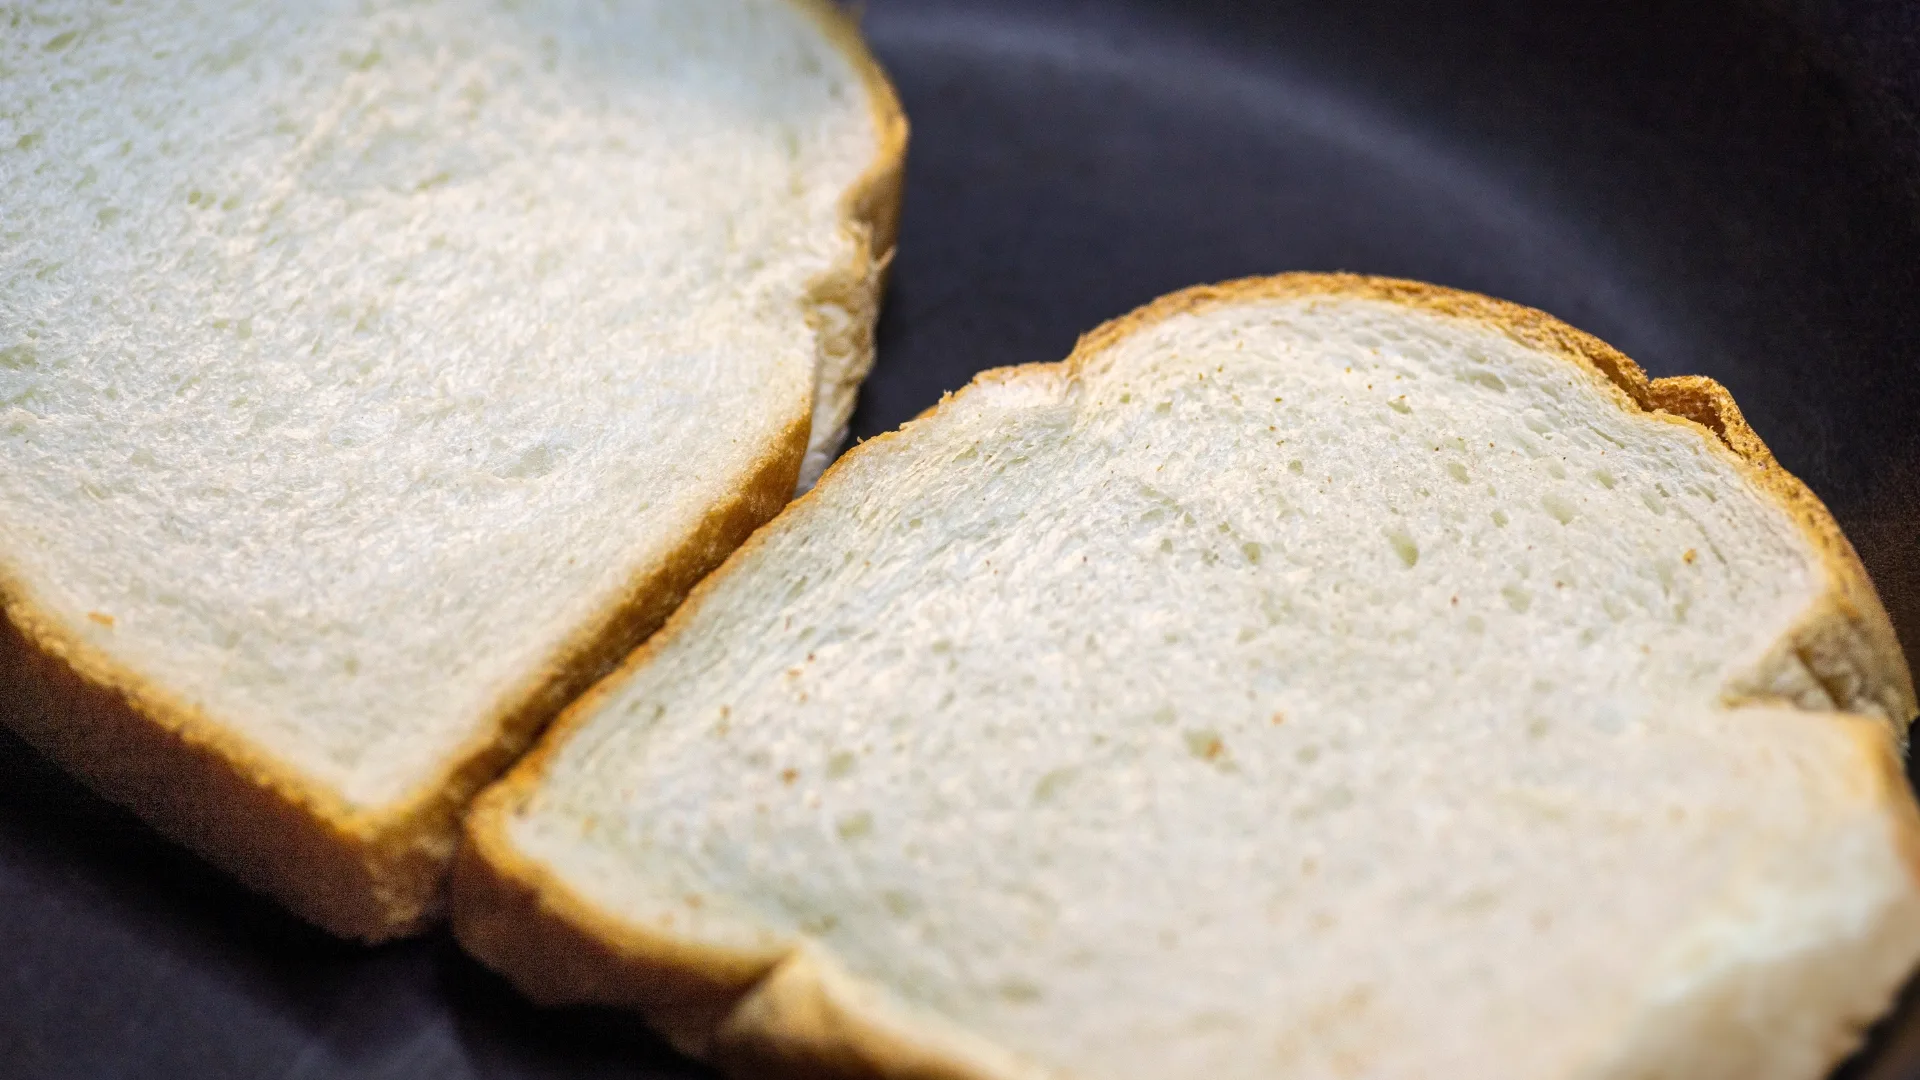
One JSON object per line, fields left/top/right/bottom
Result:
{"left": 495, "top": 292, "right": 1920, "bottom": 1080}
{"left": 0, "top": 0, "right": 885, "bottom": 810}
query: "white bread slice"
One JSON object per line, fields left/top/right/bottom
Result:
{"left": 456, "top": 275, "right": 1920, "bottom": 1080}
{"left": 0, "top": 0, "right": 904, "bottom": 940}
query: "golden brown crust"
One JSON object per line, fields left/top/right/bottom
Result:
{"left": 0, "top": 2, "right": 908, "bottom": 942}
{"left": 455, "top": 762, "right": 786, "bottom": 1055}
{"left": 454, "top": 272, "right": 1919, "bottom": 1078}
{"left": 0, "top": 411, "right": 808, "bottom": 940}
{"left": 0, "top": 587, "right": 435, "bottom": 937}
{"left": 791, "top": 0, "right": 910, "bottom": 266}
{"left": 788, "top": 0, "right": 910, "bottom": 485}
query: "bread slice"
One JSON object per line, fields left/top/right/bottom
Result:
{"left": 0, "top": 0, "right": 904, "bottom": 940}
{"left": 456, "top": 275, "right": 1920, "bottom": 1079}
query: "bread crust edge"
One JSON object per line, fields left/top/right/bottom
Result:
{"left": 1060, "top": 275, "right": 1915, "bottom": 729}
{"left": 793, "top": 0, "right": 911, "bottom": 487}
{"left": 452, "top": 272, "right": 1920, "bottom": 1077}
{"left": 0, "top": 0, "right": 907, "bottom": 942}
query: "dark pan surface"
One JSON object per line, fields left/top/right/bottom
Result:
{"left": 4, "top": 0, "right": 1919, "bottom": 1076}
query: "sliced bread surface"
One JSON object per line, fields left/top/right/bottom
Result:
{"left": 457, "top": 275, "right": 1920, "bottom": 1079}
{"left": 0, "top": 0, "right": 905, "bottom": 939}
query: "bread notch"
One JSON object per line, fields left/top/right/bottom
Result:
{"left": 0, "top": 0, "right": 905, "bottom": 940}
{"left": 456, "top": 274, "right": 1920, "bottom": 1079}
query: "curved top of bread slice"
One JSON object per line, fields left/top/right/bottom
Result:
{"left": 458, "top": 275, "right": 1920, "bottom": 1080}
{"left": 0, "top": 0, "right": 903, "bottom": 937}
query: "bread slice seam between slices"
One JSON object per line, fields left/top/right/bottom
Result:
{"left": 453, "top": 272, "right": 1919, "bottom": 1078}
{"left": 0, "top": 0, "right": 907, "bottom": 942}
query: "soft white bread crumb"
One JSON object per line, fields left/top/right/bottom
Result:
{"left": 459, "top": 275, "right": 1920, "bottom": 1080}
{"left": 0, "top": 0, "right": 903, "bottom": 937}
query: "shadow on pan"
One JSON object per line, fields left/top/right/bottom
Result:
{"left": 4, "top": 0, "right": 1919, "bottom": 1077}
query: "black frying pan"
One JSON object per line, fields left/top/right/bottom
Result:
{"left": 4, "top": 0, "right": 1919, "bottom": 1076}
